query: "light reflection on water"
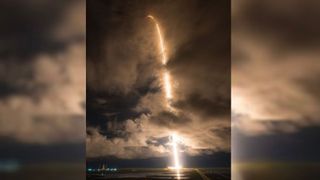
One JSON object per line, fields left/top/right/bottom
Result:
{"left": 99, "top": 171, "right": 189, "bottom": 179}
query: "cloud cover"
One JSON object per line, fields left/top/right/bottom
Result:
{"left": 0, "top": 0, "right": 85, "bottom": 144}
{"left": 86, "top": 0, "right": 230, "bottom": 159}
{"left": 232, "top": 0, "right": 320, "bottom": 135}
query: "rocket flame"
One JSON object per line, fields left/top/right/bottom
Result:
{"left": 147, "top": 15, "right": 167, "bottom": 65}
{"left": 148, "top": 15, "right": 182, "bottom": 172}
{"left": 172, "top": 133, "right": 181, "bottom": 170}
{"left": 163, "top": 70, "right": 172, "bottom": 100}
{"left": 147, "top": 14, "right": 173, "bottom": 105}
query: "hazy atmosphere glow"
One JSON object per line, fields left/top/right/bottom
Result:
{"left": 148, "top": 14, "right": 181, "bottom": 169}
{"left": 86, "top": 0, "right": 231, "bottom": 171}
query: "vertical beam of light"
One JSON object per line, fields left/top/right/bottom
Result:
{"left": 163, "top": 70, "right": 172, "bottom": 100}
{"left": 172, "top": 133, "right": 181, "bottom": 170}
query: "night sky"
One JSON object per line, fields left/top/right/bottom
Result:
{"left": 87, "top": 0, "right": 231, "bottom": 168}
{"left": 0, "top": 0, "right": 85, "bottom": 164}
{"left": 0, "top": 0, "right": 318, "bottom": 176}
{"left": 232, "top": 0, "right": 320, "bottom": 166}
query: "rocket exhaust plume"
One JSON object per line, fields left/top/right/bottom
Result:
{"left": 147, "top": 15, "right": 167, "bottom": 65}
{"left": 147, "top": 14, "right": 174, "bottom": 107}
{"left": 163, "top": 70, "right": 173, "bottom": 100}
{"left": 171, "top": 133, "right": 181, "bottom": 170}
{"left": 168, "top": 133, "right": 182, "bottom": 175}
{"left": 147, "top": 15, "right": 182, "bottom": 172}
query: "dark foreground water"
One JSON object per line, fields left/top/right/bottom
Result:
{"left": 233, "top": 162, "right": 320, "bottom": 180}
{"left": 87, "top": 168, "right": 230, "bottom": 180}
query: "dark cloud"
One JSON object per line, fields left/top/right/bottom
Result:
{"left": 235, "top": 0, "right": 320, "bottom": 51}
{"left": 174, "top": 93, "right": 230, "bottom": 120}
{"left": 0, "top": 0, "right": 82, "bottom": 59}
{"left": 87, "top": 0, "right": 230, "bottom": 159}
{"left": 146, "top": 136, "right": 169, "bottom": 147}
{"left": 0, "top": 2, "right": 85, "bottom": 179}
{"left": 233, "top": 2, "right": 320, "bottom": 179}
{"left": 232, "top": 0, "right": 320, "bottom": 135}
{"left": 151, "top": 111, "right": 192, "bottom": 127}
{"left": 0, "top": 0, "right": 85, "bottom": 144}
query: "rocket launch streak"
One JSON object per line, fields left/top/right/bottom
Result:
{"left": 147, "top": 15, "right": 182, "bottom": 171}
{"left": 172, "top": 133, "right": 181, "bottom": 169}
{"left": 147, "top": 15, "right": 167, "bottom": 65}
{"left": 163, "top": 70, "right": 172, "bottom": 100}
{"left": 147, "top": 15, "right": 173, "bottom": 104}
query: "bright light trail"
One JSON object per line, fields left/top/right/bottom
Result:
{"left": 171, "top": 133, "right": 181, "bottom": 170}
{"left": 147, "top": 15, "right": 182, "bottom": 173}
{"left": 163, "top": 70, "right": 172, "bottom": 100}
{"left": 147, "top": 15, "right": 167, "bottom": 65}
{"left": 147, "top": 14, "right": 173, "bottom": 107}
